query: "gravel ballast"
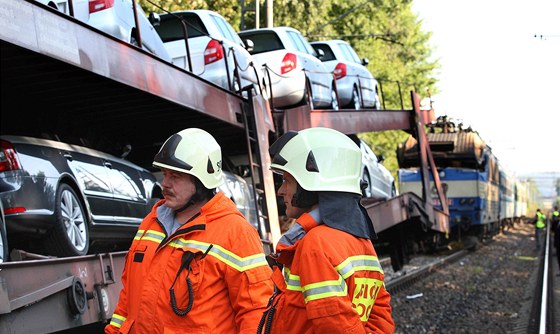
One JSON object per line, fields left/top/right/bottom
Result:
{"left": 387, "top": 222, "right": 540, "bottom": 334}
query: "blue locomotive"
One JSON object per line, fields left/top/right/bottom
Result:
{"left": 397, "top": 117, "right": 527, "bottom": 242}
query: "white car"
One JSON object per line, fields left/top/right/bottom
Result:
{"left": 154, "top": 10, "right": 263, "bottom": 94}
{"left": 311, "top": 40, "right": 381, "bottom": 110}
{"left": 35, "top": 0, "right": 172, "bottom": 62}
{"left": 358, "top": 139, "right": 396, "bottom": 199}
{"left": 239, "top": 26, "right": 338, "bottom": 110}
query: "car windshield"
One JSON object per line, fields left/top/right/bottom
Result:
{"left": 240, "top": 31, "right": 285, "bottom": 54}
{"left": 156, "top": 13, "right": 209, "bottom": 42}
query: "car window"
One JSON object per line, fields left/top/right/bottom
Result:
{"left": 337, "top": 43, "right": 359, "bottom": 64}
{"left": 312, "top": 44, "right": 336, "bottom": 61}
{"left": 240, "top": 31, "right": 284, "bottom": 54}
{"left": 361, "top": 141, "right": 378, "bottom": 160}
{"left": 287, "top": 31, "right": 316, "bottom": 56}
{"left": 156, "top": 13, "right": 208, "bottom": 42}
{"left": 211, "top": 14, "right": 242, "bottom": 44}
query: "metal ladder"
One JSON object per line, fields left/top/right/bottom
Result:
{"left": 240, "top": 91, "right": 274, "bottom": 254}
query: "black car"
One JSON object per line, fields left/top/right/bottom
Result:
{"left": 0, "top": 135, "right": 162, "bottom": 258}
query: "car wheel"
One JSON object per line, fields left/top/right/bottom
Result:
{"left": 330, "top": 84, "right": 339, "bottom": 110}
{"left": 350, "top": 87, "right": 361, "bottom": 110}
{"left": 130, "top": 33, "right": 140, "bottom": 47}
{"left": 362, "top": 169, "right": 372, "bottom": 197}
{"left": 233, "top": 71, "right": 241, "bottom": 94}
{"left": 303, "top": 78, "right": 314, "bottom": 110}
{"left": 0, "top": 206, "right": 8, "bottom": 263}
{"left": 45, "top": 183, "right": 89, "bottom": 257}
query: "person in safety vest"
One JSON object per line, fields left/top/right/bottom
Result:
{"left": 552, "top": 206, "right": 560, "bottom": 273}
{"left": 535, "top": 208, "right": 546, "bottom": 252}
{"left": 257, "top": 127, "right": 394, "bottom": 334}
{"left": 105, "top": 128, "right": 274, "bottom": 334}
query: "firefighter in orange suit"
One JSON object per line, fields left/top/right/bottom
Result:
{"left": 257, "top": 127, "right": 394, "bottom": 334}
{"left": 105, "top": 128, "right": 274, "bottom": 334}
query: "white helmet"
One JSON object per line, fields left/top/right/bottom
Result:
{"left": 269, "top": 127, "right": 362, "bottom": 195}
{"left": 153, "top": 128, "right": 223, "bottom": 189}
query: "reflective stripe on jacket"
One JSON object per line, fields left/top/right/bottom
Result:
{"left": 264, "top": 213, "right": 394, "bottom": 334}
{"left": 105, "top": 192, "right": 274, "bottom": 334}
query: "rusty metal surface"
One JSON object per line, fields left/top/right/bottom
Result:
{"left": 362, "top": 193, "right": 449, "bottom": 234}
{"left": 279, "top": 106, "right": 435, "bottom": 134}
{"left": 399, "top": 131, "right": 487, "bottom": 169}
{"left": 0, "top": 0, "right": 246, "bottom": 125}
{"left": 0, "top": 252, "right": 126, "bottom": 334}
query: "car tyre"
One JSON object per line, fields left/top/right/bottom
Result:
{"left": 349, "top": 87, "right": 361, "bottom": 110}
{"left": 362, "top": 169, "right": 372, "bottom": 198}
{"left": 330, "top": 84, "right": 339, "bottom": 110}
{"left": 303, "top": 78, "right": 314, "bottom": 110}
{"left": 130, "top": 33, "right": 140, "bottom": 47}
{"left": 0, "top": 205, "right": 8, "bottom": 263}
{"left": 45, "top": 183, "right": 89, "bottom": 257}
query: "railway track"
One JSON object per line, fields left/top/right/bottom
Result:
{"left": 384, "top": 223, "right": 559, "bottom": 334}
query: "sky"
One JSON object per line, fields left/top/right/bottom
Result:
{"left": 411, "top": 0, "right": 560, "bottom": 177}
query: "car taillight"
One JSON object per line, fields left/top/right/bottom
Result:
{"left": 0, "top": 140, "right": 21, "bottom": 172}
{"left": 4, "top": 207, "right": 26, "bottom": 215}
{"left": 89, "top": 0, "right": 115, "bottom": 14}
{"left": 334, "top": 63, "right": 347, "bottom": 79}
{"left": 280, "top": 53, "right": 297, "bottom": 74}
{"left": 204, "top": 39, "right": 224, "bottom": 65}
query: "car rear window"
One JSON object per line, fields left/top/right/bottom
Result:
{"left": 312, "top": 44, "right": 336, "bottom": 61}
{"left": 239, "top": 31, "right": 285, "bottom": 55}
{"left": 156, "top": 13, "right": 209, "bottom": 42}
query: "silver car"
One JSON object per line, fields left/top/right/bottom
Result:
{"left": 311, "top": 40, "right": 381, "bottom": 110}
{"left": 239, "top": 26, "right": 338, "bottom": 110}
{"left": 359, "top": 139, "right": 397, "bottom": 199}
{"left": 154, "top": 10, "right": 264, "bottom": 94}
{"left": 35, "top": 0, "right": 172, "bottom": 62}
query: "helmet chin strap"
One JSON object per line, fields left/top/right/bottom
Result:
{"left": 174, "top": 199, "right": 195, "bottom": 213}
{"left": 292, "top": 184, "right": 318, "bottom": 208}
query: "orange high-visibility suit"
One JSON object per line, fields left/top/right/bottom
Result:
{"left": 260, "top": 213, "right": 394, "bottom": 334}
{"left": 105, "top": 193, "right": 274, "bottom": 334}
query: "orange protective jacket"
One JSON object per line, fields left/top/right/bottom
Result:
{"left": 105, "top": 192, "right": 274, "bottom": 334}
{"left": 261, "top": 213, "right": 394, "bottom": 334}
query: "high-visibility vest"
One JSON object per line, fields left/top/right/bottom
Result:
{"left": 536, "top": 212, "right": 546, "bottom": 229}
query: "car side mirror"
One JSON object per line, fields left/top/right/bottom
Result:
{"left": 316, "top": 48, "right": 325, "bottom": 60}
{"left": 377, "top": 154, "right": 385, "bottom": 163}
{"left": 148, "top": 13, "right": 161, "bottom": 27}
{"left": 362, "top": 57, "right": 369, "bottom": 66}
{"left": 243, "top": 38, "right": 254, "bottom": 53}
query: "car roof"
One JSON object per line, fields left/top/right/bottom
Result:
{"left": 239, "top": 26, "right": 300, "bottom": 34}
{"left": 310, "top": 39, "right": 349, "bottom": 45}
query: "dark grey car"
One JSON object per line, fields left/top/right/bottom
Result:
{"left": 0, "top": 135, "right": 162, "bottom": 257}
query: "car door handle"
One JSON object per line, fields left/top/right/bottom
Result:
{"left": 103, "top": 161, "right": 112, "bottom": 169}
{"left": 63, "top": 152, "right": 73, "bottom": 161}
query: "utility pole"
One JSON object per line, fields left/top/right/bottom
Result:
{"left": 266, "top": 0, "right": 273, "bottom": 28}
